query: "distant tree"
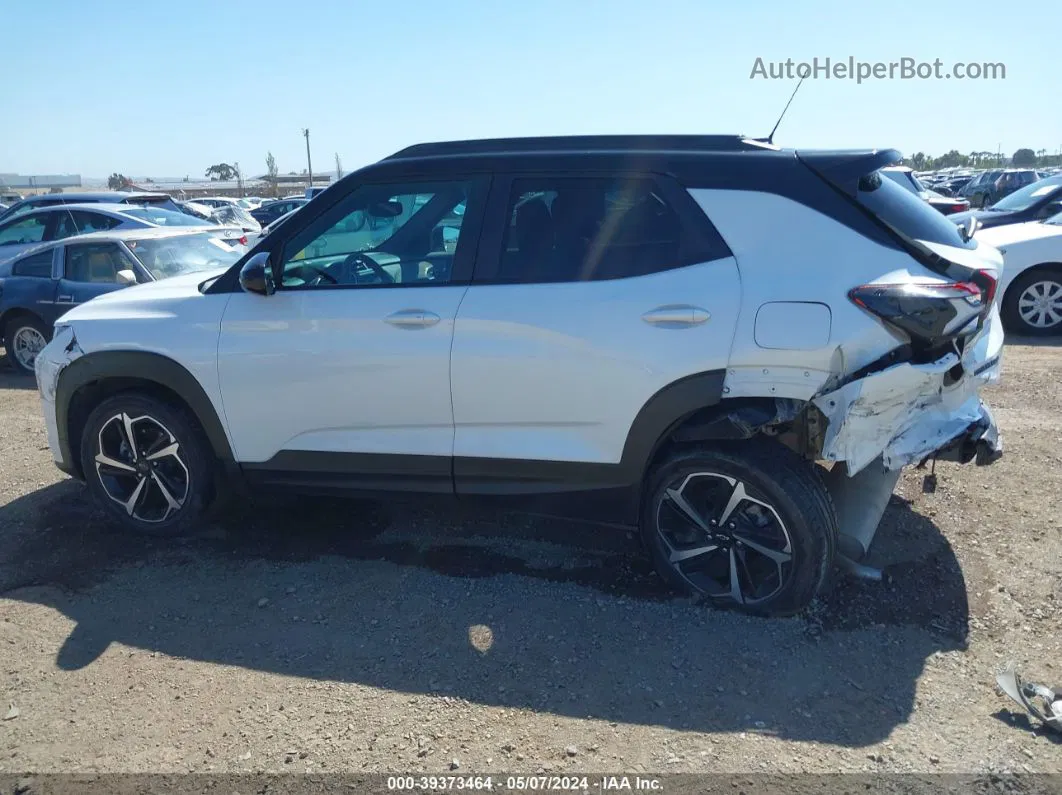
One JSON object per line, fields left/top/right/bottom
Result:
{"left": 909, "top": 152, "right": 927, "bottom": 170}
{"left": 265, "top": 151, "right": 279, "bottom": 197}
{"left": 107, "top": 173, "right": 130, "bottom": 190}
{"left": 936, "top": 150, "right": 967, "bottom": 169}
{"left": 204, "top": 163, "right": 237, "bottom": 181}
{"left": 1012, "top": 148, "right": 1037, "bottom": 166}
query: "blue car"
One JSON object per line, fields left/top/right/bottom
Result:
{"left": 0, "top": 228, "right": 243, "bottom": 375}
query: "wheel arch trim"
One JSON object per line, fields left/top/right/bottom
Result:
{"left": 55, "top": 350, "right": 234, "bottom": 477}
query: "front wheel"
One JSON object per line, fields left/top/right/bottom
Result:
{"left": 1001, "top": 268, "right": 1062, "bottom": 336}
{"left": 4, "top": 314, "right": 50, "bottom": 376}
{"left": 79, "top": 393, "right": 213, "bottom": 536}
{"left": 641, "top": 441, "right": 837, "bottom": 617}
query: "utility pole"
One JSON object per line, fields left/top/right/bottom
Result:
{"left": 302, "top": 128, "right": 313, "bottom": 189}
{"left": 235, "top": 161, "right": 243, "bottom": 198}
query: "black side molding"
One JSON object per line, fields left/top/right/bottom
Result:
{"left": 55, "top": 351, "right": 235, "bottom": 476}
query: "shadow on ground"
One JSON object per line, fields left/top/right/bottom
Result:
{"left": 0, "top": 479, "right": 968, "bottom": 747}
{"left": 0, "top": 355, "right": 37, "bottom": 388}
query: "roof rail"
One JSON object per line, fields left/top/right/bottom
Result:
{"left": 386, "top": 135, "right": 762, "bottom": 160}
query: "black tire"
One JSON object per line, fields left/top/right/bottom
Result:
{"left": 641, "top": 440, "right": 837, "bottom": 617}
{"left": 3, "top": 313, "right": 51, "bottom": 376}
{"left": 1001, "top": 267, "right": 1062, "bottom": 337}
{"left": 79, "top": 392, "right": 214, "bottom": 537}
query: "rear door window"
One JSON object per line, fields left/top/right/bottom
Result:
{"left": 494, "top": 177, "right": 689, "bottom": 283}
{"left": 70, "top": 210, "right": 123, "bottom": 234}
{"left": 11, "top": 250, "right": 54, "bottom": 277}
{"left": 857, "top": 171, "right": 975, "bottom": 250}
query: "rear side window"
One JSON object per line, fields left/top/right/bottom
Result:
{"left": 857, "top": 172, "right": 975, "bottom": 250}
{"left": 12, "top": 250, "right": 53, "bottom": 277}
{"left": 495, "top": 177, "right": 688, "bottom": 283}
{"left": 70, "top": 211, "right": 123, "bottom": 234}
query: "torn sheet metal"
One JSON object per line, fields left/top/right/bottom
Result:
{"left": 34, "top": 324, "right": 82, "bottom": 402}
{"left": 812, "top": 349, "right": 1001, "bottom": 476}
{"left": 672, "top": 398, "right": 803, "bottom": 442}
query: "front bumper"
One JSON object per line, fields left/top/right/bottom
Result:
{"left": 33, "top": 324, "right": 81, "bottom": 476}
{"left": 812, "top": 308, "right": 1004, "bottom": 475}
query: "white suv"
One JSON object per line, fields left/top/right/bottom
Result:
{"left": 33, "top": 135, "right": 1005, "bottom": 616}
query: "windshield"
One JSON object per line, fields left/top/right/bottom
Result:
{"left": 1046, "top": 210, "right": 1062, "bottom": 226}
{"left": 858, "top": 171, "right": 976, "bottom": 250}
{"left": 125, "top": 233, "right": 242, "bottom": 280}
{"left": 990, "top": 180, "right": 1062, "bottom": 212}
{"left": 120, "top": 207, "right": 209, "bottom": 227}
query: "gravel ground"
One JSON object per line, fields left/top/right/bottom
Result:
{"left": 0, "top": 341, "right": 1060, "bottom": 779}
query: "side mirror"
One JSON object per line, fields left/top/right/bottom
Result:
{"left": 239, "top": 251, "right": 275, "bottom": 296}
{"left": 115, "top": 269, "right": 137, "bottom": 285}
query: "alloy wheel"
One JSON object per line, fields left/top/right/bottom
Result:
{"left": 11, "top": 326, "right": 46, "bottom": 371}
{"left": 655, "top": 472, "right": 793, "bottom": 605}
{"left": 1018, "top": 280, "right": 1062, "bottom": 330}
{"left": 94, "top": 413, "right": 189, "bottom": 523}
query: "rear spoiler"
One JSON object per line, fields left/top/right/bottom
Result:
{"left": 796, "top": 149, "right": 902, "bottom": 196}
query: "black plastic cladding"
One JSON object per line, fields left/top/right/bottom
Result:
{"left": 206, "top": 143, "right": 905, "bottom": 295}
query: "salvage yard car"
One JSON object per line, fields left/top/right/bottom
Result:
{"left": 0, "top": 202, "right": 248, "bottom": 264}
{"left": 976, "top": 209, "right": 1062, "bottom": 335}
{"left": 32, "top": 135, "right": 1004, "bottom": 616}
{"left": 0, "top": 191, "right": 186, "bottom": 224}
{"left": 2, "top": 228, "right": 243, "bottom": 374}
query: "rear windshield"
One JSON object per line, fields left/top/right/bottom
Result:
{"left": 857, "top": 171, "right": 975, "bottom": 250}
{"left": 991, "top": 180, "right": 1062, "bottom": 212}
{"left": 122, "top": 195, "right": 184, "bottom": 213}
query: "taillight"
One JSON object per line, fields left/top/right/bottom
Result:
{"left": 970, "top": 268, "right": 997, "bottom": 305}
{"left": 849, "top": 278, "right": 991, "bottom": 342}
{"left": 238, "top": 235, "right": 248, "bottom": 246}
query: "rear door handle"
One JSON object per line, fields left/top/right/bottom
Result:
{"left": 384, "top": 309, "right": 441, "bottom": 328}
{"left": 56, "top": 295, "right": 74, "bottom": 304}
{"left": 642, "top": 305, "right": 711, "bottom": 327}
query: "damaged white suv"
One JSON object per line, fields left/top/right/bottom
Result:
{"left": 34, "top": 136, "right": 1004, "bottom": 616}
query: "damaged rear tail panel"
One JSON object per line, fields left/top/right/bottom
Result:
{"left": 797, "top": 149, "right": 1005, "bottom": 475}
{"left": 689, "top": 147, "right": 1004, "bottom": 478}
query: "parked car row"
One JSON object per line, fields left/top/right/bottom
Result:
{"left": 1, "top": 228, "right": 244, "bottom": 374}
{"left": 0, "top": 202, "right": 249, "bottom": 264}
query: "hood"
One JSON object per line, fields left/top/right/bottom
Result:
{"left": 976, "top": 220, "right": 1062, "bottom": 248}
{"left": 58, "top": 267, "right": 228, "bottom": 322}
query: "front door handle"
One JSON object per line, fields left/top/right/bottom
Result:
{"left": 56, "top": 295, "right": 74, "bottom": 304}
{"left": 384, "top": 309, "right": 441, "bottom": 328}
{"left": 641, "top": 305, "right": 711, "bottom": 327}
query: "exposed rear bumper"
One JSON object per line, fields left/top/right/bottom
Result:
{"left": 931, "top": 403, "right": 1002, "bottom": 466}
{"left": 812, "top": 307, "right": 1005, "bottom": 475}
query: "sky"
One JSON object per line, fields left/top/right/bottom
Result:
{"left": 2, "top": 0, "right": 1059, "bottom": 179}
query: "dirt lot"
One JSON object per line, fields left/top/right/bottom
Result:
{"left": 0, "top": 341, "right": 1060, "bottom": 779}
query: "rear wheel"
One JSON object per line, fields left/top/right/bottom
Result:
{"left": 4, "top": 314, "right": 50, "bottom": 376}
{"left": 1002, "top": 268, "right": 1062, "bottom": 336}
{"left": 641, "top": 441, "right": 837, "bottom": 617}
{"left": 79, "top": 393, "right": 213, "bottom": 536}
